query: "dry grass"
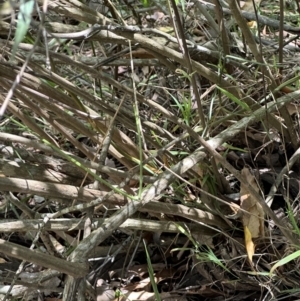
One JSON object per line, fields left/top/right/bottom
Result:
{"left": 1, "top": 0, "right": 300, "bottom": 300}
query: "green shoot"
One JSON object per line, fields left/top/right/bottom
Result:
{"left": 143, "top": 239, "right": 161, "bottom": 301}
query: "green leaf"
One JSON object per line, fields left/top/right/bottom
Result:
{"left": 269, "top": 250, "right": 300, "bottom": 276}
{"left": 143, "top": 239, "right": 161, "bottom": 301}
{"left": 11, "top": 0, "right": 34, "bottom": 60}
{"left": 217, "top": 86, "right": 250, "bottom": 111}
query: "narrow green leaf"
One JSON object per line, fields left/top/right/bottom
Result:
{"left": 11, "top": 0, "right": 34, "bottom": 60}
{"left": 143, "top": 239, "right": 161, "bottom": 301}
{"left": 217, "top": 86, "right": 250, "bottom": 111}
{"left": 270, "top": 250, "right": 300, "bottom": 276}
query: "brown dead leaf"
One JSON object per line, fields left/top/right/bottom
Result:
{"left": 114, "top": 291, "right": 185, "bottom": 301}
{"left": 286, "top": 103, "right": 300, "bottom": 115}
{"left": 240, "top": 168, "right": 265, "bottom": 260}
{"left": 96, "top": 280, "right": 115, "bottom": 301}
{"left": 193, "top": 233, "right": 214, "bottom": 249}
{"left": 147, "top": 11, "right": 165, "bottom": 23}
{"left": 124, "top": 48, "right": 155, "bottom": 59}
{"left": 241, "top": 0, "right": 262, "bottom": 12}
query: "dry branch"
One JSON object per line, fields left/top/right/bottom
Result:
{"left": 0, "top": 218, "right": 217, "bottom": 235}
{"left": 0, "top": 239, "right": 88, "bottom": 278}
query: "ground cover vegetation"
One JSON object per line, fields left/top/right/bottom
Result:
{"left": 1, "top": 0, "right": 300, "bottom": 300}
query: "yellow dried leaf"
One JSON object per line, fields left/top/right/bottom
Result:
{"left": 240, "top": 167, "right": 264, "bottom": 238}
{"left": 247, "top": 21, "right": 257, "bottom": 29}
{"left": 240, "top": 167, "right": 265, "bottom": 263}
{"left": 244, "top": 225, "right": 255, "bottom": 263}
